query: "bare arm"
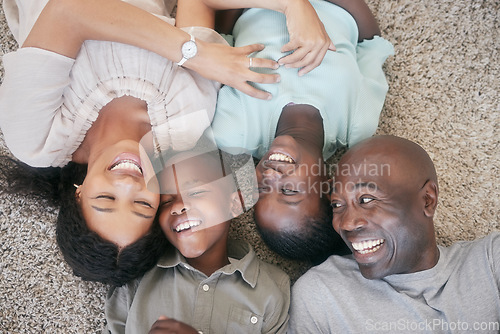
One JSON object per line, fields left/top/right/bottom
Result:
{"left": 323, "top": 0, "right": 381, "bottom": 41}
{"left": 176, "top": 0, "right": 216, "bottom": 28}
{"left": 22, "top": 0, "right": 280, "bottom": 99}
{"left": 23, "top": 0, "right": 188, "bottom": 60}
{"left": 197, "top": 0, "right": 336, "bottom": 76}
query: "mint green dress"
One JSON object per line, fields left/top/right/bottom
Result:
{"left": 212, "top": 0, "right": 394, "bottom": 159}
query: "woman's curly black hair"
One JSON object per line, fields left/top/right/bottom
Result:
{"left": 1, "top": 157, "right": 169, "bottom": 286}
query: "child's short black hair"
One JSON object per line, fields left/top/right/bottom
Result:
{"left": 254, "top": 198, "right": 348, "bottom": 265}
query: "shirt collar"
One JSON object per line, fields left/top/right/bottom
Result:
{"left": 156, "top": 239, "right": 260, "bottom": 288}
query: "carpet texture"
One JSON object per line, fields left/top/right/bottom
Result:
{"left": 0, "top": 0, "right": 498, "bottom": 332}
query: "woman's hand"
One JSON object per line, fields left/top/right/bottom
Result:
{"left": 195, "top": 0, "right": 335, "bottom": 77}
{"left": 280, "top": 0, "right": 336, "bottom": 76}
{"left": 149, "top": 316, "right": 200, "bottom": 334}
{"left": 185, "top": 41, "right": 280, "bottom": 100}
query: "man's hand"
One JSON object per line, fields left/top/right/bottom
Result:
{"left": 149, "top": 316, "right": 200, "bottom": 334}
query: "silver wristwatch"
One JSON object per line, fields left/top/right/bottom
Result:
{"left": 177, "top": 35, "right": 197, "bottom": 66}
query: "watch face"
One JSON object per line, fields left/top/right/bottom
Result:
{"left": 182, "top": 40, "right": 197, "bottom": 59}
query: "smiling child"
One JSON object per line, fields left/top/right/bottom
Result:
{"left": 104, "top": 148, "right": 290, "bottom": 334}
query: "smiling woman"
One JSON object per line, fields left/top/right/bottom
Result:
{"left": 3, "top": 96, "right": 171, "bottom": 285}
{"left": 0, "top": 0, "right": 228, "bottom": 286}
{"left": 55, "top": 161, "right": 169, "bottom": 286}
{"left": 1, "top": 157, "right": 169, "bottom": 286}
{"left": 72, "top": 97, "right": 161, "bottom": 248}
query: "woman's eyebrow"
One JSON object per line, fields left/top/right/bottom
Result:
{"left": 132, "top": 211, "right": 154, "bottom": 219}
{"left": 92, "top": 206, "right": 153, "bottom": 219}
{"left": 91, "top": 206, "right": 114, "bottom": 213}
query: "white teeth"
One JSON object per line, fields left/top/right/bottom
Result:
{"left": 358, "top": 245, "right": 382, "bottom": 255}
{"left": 110, "top": 160, "right": 142, "bottom": 174}
{"left": 175, "top": 220, "right": 201, "bottom": 232}
{"left": 352, "top": 239, "right": 385, "bottom": 254}
{"left": 268, "top": 153, "right": 294, "bottom": 163}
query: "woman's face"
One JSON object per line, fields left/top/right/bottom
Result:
{"left": 77, "top": 140, "right": 160, "bottom": 248}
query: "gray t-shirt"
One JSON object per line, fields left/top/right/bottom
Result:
{"left": 289, "top": 233, "right": 500, "bottom": 333}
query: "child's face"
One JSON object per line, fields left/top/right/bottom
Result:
{"left": 254, "top": 135, "right": 330, "bottom": 232}
{"left": 158, "top": 153, "right": 237, "bottom": 259}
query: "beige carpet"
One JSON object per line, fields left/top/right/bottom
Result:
{"left": 0, "top": 0, "right": 498, "bottom": 332}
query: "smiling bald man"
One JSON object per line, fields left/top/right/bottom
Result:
{"left": 288, "top": 135, "right": 500, "bottom": 334}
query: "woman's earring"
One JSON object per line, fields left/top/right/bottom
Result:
{"left": 74, "top": 184, "right": 81, "bottom": 200}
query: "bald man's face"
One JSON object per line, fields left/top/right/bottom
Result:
{"left": 330, "top": 148, "right": 438, "bottom": 279}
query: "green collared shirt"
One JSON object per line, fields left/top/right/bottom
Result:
{"left": 104, "top": 240, "right": 290, "bottom": 334}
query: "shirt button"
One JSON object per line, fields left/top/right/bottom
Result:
{"left": 250, "top": 316, "right": 258, "bottom": 324}
{"left": 202, "top": 284, "right": 209, "bottom": 292}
